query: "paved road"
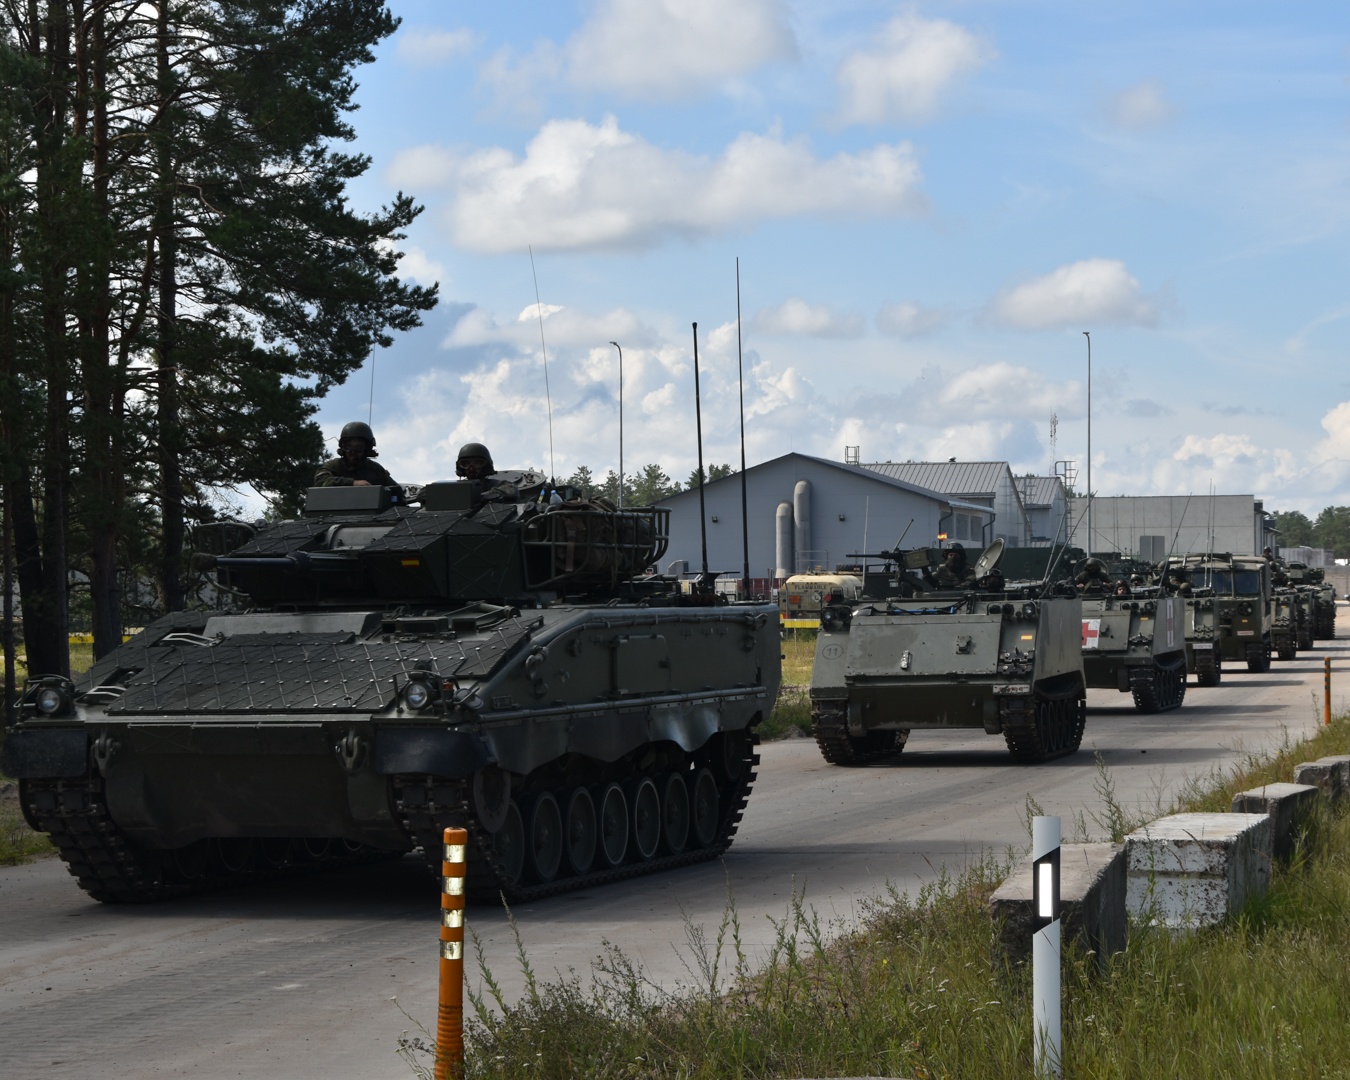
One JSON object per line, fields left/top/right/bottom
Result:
{"left": 3, "top": 628, "right": 1346, "bottom": 1079}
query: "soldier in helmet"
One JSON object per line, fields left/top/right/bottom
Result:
{"left": 1075, "top": 557, "right": 1110, "bottom": 597}
{"left": 934, "top": 543, "right": 976, "bottom": 588}
{"left": 456, "top": 442, "right": 495, "bottom": 483}
{"left": 1167, "top": 565, "right": 1194, "bottom": 597}
{"left": 314, "top": 421, "right": 397, "bottom": 487}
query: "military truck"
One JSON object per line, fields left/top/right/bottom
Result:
{"left": 1080, "top": 591, "right": 1187, "bottom": 712}
{"left": 3, "top": 478, "right": 780, "bottom": 904}
{"left": 810, "top": 541, "right": 1086, "bottom": 765}
{"left": 1166, "top": 554, "right": 1272, "bottom": 672}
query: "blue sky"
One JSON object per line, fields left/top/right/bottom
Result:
{"left": 309, "top": 1, "right": 1350, "bottom": 515}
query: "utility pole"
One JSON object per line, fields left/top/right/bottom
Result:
{"left": 1083, "top": 332, "right": 1091, "bottom": 556}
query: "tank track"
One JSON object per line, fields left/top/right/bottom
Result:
{"left": 1195, "top": 648, "right": 1221, "bottom": 687}
{"left": 1129, "top": 657, "right": 1187, "bottom": 713}
{"left": 810, "top": 701, "right": 909, "bottom": 765}
{"left": 394, "top": 730, "right": 761, "bottom": 905}
{"left": 1245, "top": 640, "right": 1271, "bottom": 672}
{"left": 1272, "top": 624, "right": 1296, "bottom": 661}
{"left": 19, "top": 776, "right": 394, "bottom": 903}
{"left": 1001, "top": 688, "right": 1086, "bottom": 763}
{"left": 1315, "top": 609, "right": 1336, "bottom": 640}
{"left": 1297, "top": 620, "right": 1314, "bottom": 651}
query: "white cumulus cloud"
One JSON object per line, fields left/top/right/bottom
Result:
{"left": 834, "top": 10, "right": 989, "bottom": 126}
{"left": 1104, "top": 79, "right": 1179, "bottom": 130}
{"left": 990, "top": 258, "right": 1161, "bottom": 330}
{"left": 567, "top": 0, "right": 796, "bottom": 100}
{"left": 753, "top": 298, "right": 864, "bottom": 338}
{"left": 877, "top": 300, "right": 946, "bottom": 336}
{"left": 390, "top": 115, "right": 926, "bottom": 253}
{"left": 396, "top": 27, "right": 479, "bottom": 67}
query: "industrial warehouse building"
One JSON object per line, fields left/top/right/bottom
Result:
{"left": 1064, "top": 494, "right": 1277, "bottom": 558}
{"left": 656, "top": 453, "right": 993, "bottom": 583}
{"left": 860, "top": 461, "right": 1041, "bottom": 546}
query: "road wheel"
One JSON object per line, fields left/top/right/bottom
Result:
{"left": 660, "top": 773, "right": 690, "bottom": 855}
{"left": 492, "top": 801, "right": 525, "bottom": 886}
{"left": 1005, "top": 688, "right": 1084, "bottom": 762}
{"left": 690, "top": 768, "right": 720, "bottom": 848}
{"left": 525, "top": 792, "right": 563, "bottom": 884}
{"left": 630, "top": 777, "right": 661, "bottom": 861}
{"left": 1275, "top": 634, "right": 1295, "bottom": 661}
{"left": 597, "top": 783, "right": 628, "bottom": 867}
{"left": 563, "top": 787, "right": 597, "bottom": 875}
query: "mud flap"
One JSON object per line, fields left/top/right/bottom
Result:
{"left": 0, "top": 727, "right": 88, "bottom": 778}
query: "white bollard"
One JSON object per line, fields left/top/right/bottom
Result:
{"left": 1032, "top": 816, "right": 1061, "bottom": 1079}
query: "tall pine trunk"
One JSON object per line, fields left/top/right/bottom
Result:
{"left": 155, "top": 0, "right": 183, "bottom": 613}
{"left": 82, "top": 3, "right": 122, "bottom": 657}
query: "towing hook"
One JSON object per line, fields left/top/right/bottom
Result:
{"left": 335, "top": 727, "right": 368, "bottom": 774}
{"left": 92, "top": 730, "right": 121, "bottom": 774}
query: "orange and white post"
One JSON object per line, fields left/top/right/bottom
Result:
{"left": 1325, "top": 657, "right": 1332, "bottom": 726}
{"left": 437, "top": 827, "right": 467, "bottom": 1080}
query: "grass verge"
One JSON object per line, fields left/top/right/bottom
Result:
{"left": 759, "top": 631, "right": 816, "bottom": 741}
{"left": 398, "top": 716, "right": 1350, "bottom": 1080}
{"left": 0, "top": 775, "right": 53, "bottom": 865}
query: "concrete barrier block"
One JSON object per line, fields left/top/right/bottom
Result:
{"left": 1125, "top": 813, "right": 1271, "bottom": 929}
{"left": 1292, "top": 755, "right": 1349, "bottom": 802}
{"left": 990, "top": 842, "right": 1126, "bottom": 967}
{"left": 1231, "top": 783, "right": 1317, "bottom": 858}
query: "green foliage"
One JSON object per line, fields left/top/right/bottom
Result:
{"left": 687, "top": 463, "right": 734, "bottom": 488}
{"left": 1272, "top": 509, "right": 1314, "bottom": 548}
{"left": 1312, "top": 506, "right": 1350, "bottom": 558}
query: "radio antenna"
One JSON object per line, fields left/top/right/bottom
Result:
{"left": 692, "top": 323, "right": 709, "bottom": 577}
{"left": 528, "top": 245, "right": 556, "bottom": 482}
{"left": 367, "top": 355, "right": 375, "bottom": 425}
{"left": 736, "top": 258, "right": 750, "bottom": 595}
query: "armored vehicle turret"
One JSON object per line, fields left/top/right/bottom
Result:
{"left": 4, "top": 479, "right": 780, "bottom": 904}
{"left": 809, "top": 541, "right": 1086, "bottom": 765}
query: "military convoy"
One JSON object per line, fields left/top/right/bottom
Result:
{"left": 809, "top": 541, "right": 1088, "bottom": 765}
{"left": 1165, "top": 554, "right": 1273, "bottom": 672}
{"left": 3, "top": 477, "right": 781, "bottom": 904}
{"left": 1079, "top": 591, "right": 1187, "bottom": 712}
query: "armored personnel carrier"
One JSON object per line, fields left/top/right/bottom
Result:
{"left": 1182, "top": 592, "right": 1222, "bottom": 687}
{"left": 1283, "top": 563, "right": 1335, "bottom": 641}
{"left": 1166, "top": 554, "right": 1271, "bottom": 672}
{"left": 4, "top": 478, "right": 780, "bottom": 904}
{"left": 1270, "top": 587, "right": 1301, "bottom": 661}
{"left": 1079, "top": 589, "right": 1187, "bottom": 712}
{"left": 810, "top": 541, "right": 1086, "bottom": 765}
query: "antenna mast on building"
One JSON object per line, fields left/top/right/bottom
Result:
{"left": 1049, "top": 412, "right": 1058, "bottom": 470}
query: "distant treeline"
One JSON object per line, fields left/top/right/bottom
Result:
{"left": 562, "top": 463, "right": 735, "bottom": 505}
{"left": 1272, "top": 509, "right": 1350, "bottom": 559}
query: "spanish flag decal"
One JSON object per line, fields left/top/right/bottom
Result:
{"left": 401, "top": 558, "right": 421, "bottom": 568}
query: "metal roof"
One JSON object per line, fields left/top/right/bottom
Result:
{"left": 1015, "top": 476, "right": 1064, "bottom": 508}
{"left": 862, "top": 461, "right": 1011, "bottom": 499}
{"left": 658, "top": 452, "right": 983, "bottom": 511}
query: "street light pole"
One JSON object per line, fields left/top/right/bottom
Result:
{"left": 609, "top": 341, "right": 623, "bottom": 509}
{"left": 1082, "top": 331, "right": 1091, "bottom": 556}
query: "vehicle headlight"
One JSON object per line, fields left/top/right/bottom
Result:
{"left": 36, "top": 687, "right": 66, "bottom": 715}
{"left": 403, "top": 681, "right": 432, "bottom": 710}
{"left": 1022, "top": 603, "right": 1037, "bottom": 618}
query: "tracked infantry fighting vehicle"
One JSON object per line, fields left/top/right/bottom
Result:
{"left": 4, "top": 478, "right": 780, "bottom": 904}
{"left": 1079, "top": 591, "right": 1187, "bottom": 712}
{"left": 1167, "top": 554, "right": 1272, "bottom": 672}
{"left": 810, "top": 541, "right": 1086, "bottom": 765}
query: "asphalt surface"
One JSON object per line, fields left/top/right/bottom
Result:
{"left": 2, "top": 623, "right": 1346, "bottom": 1079}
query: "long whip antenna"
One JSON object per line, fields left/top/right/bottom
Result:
{"left": 367, "top": 355, "right": 375, "bottom": 424}
{"left": 528, "top": 245, "right": 556, "bottom": 482}
{"left": 736, "top": 258, "right": 750, "bottom": 595}
{"left": 692, "top": 322, "right": 708, "bottom": 578}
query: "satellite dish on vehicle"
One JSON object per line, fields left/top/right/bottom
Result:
{"left": 973, "top": 537, "right": 1006, "bottom": 578}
